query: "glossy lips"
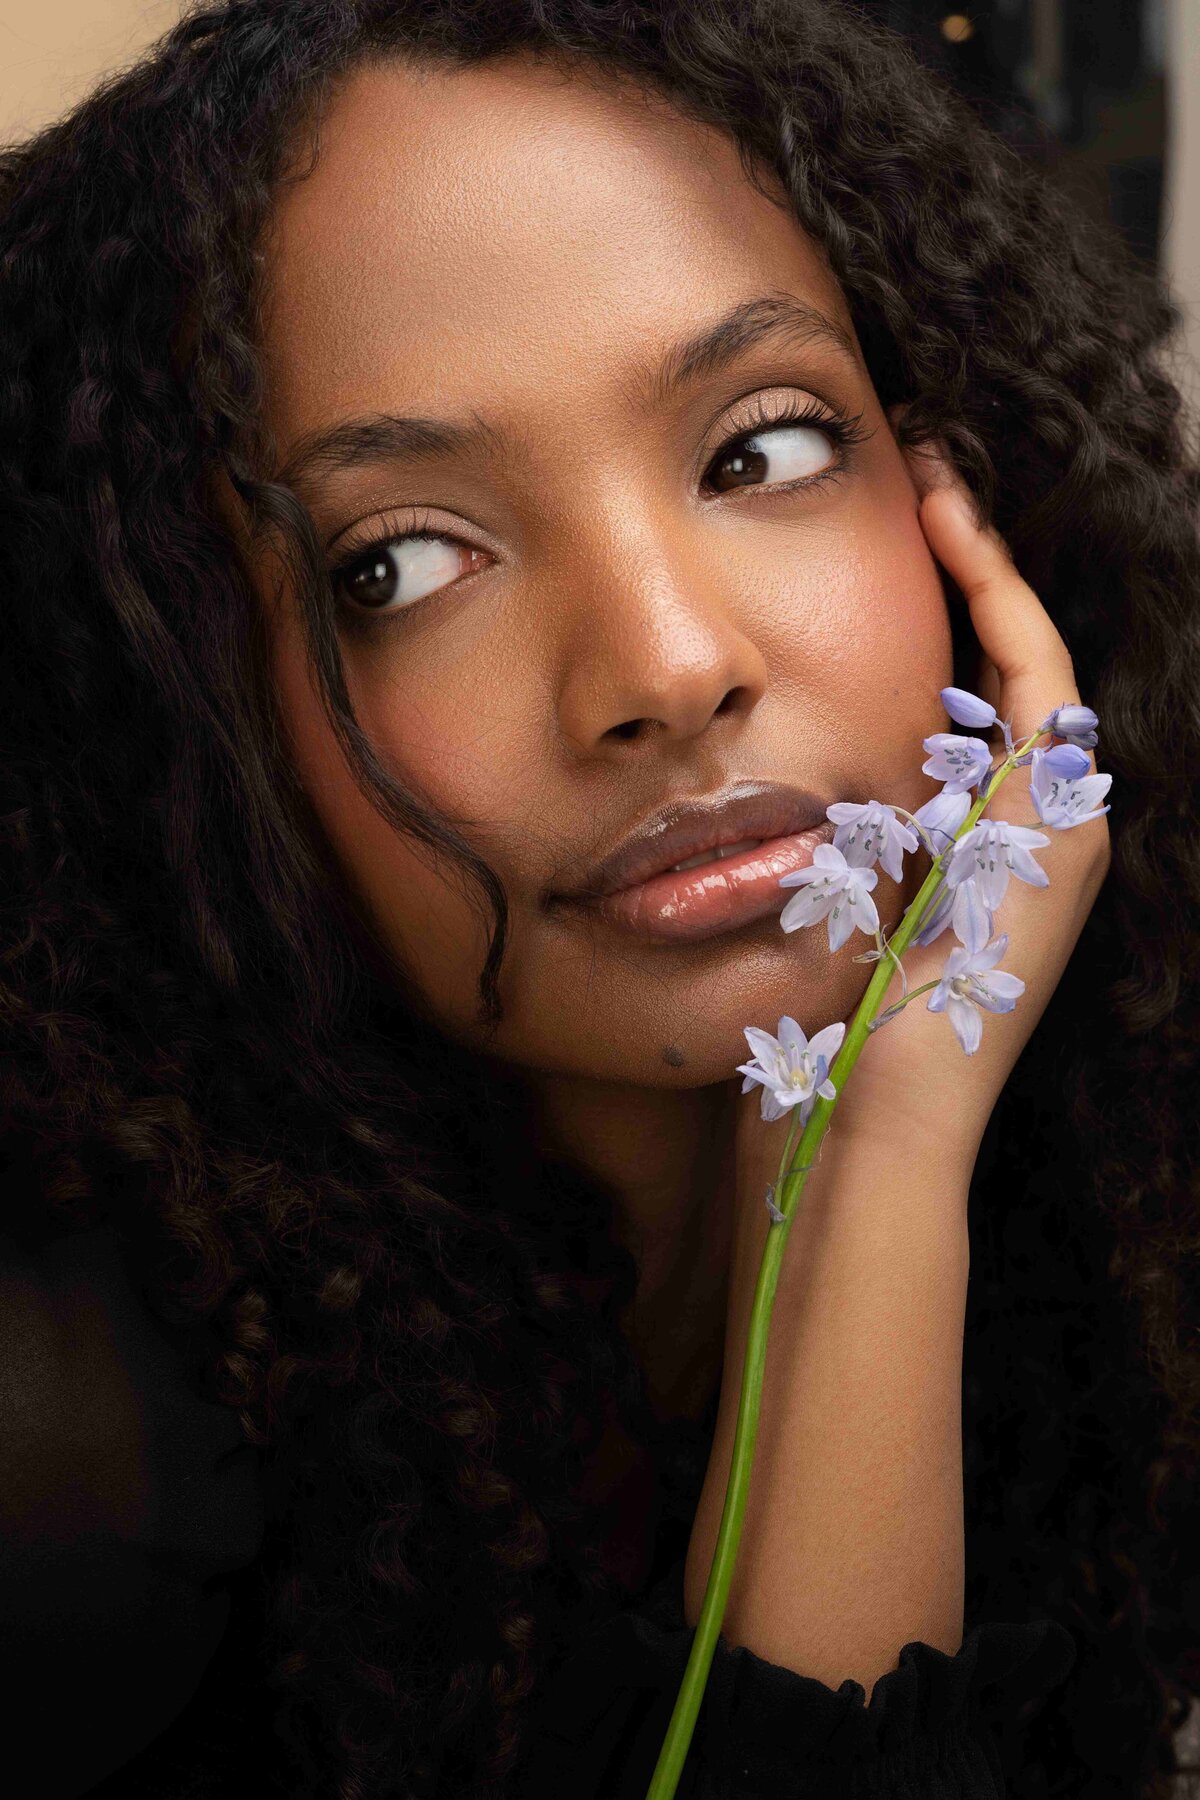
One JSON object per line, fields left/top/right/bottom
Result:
{"left": 591, "top": 820, "right": 838, "bottom": 942}
{"left": 552, "top": 781, "right": 840, "bottom": 943}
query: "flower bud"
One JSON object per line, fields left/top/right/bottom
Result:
{"left": 940, "top": 686, "right": 997, "bottom": 729}
{"left": 1042, "top": 742, "right": 1091, "bottom": 779}
{"left": 1044, "top": 703, "right": 1099, "bottom": 748}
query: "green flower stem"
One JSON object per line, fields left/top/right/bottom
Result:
{"left": 867, "top": 978, "right": 943, "bottom": 1031}
{"left": 643, "top": 731, "right": 1042, "bottom": 1800}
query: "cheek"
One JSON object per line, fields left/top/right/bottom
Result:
{"left": 864, "top": 515, "right": 951, "bottom": 691}
{"left": 803, "top": 493, "right": 953, "bottom": 709}
{"left": 269, "top": 617, "right": 510, "bottom": 1038}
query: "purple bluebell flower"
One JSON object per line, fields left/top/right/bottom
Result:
{"left": 940, "top": 686, "right": 997, "bottom": 729}
{"left": 927, "top": 934, "right": 1026, "bottom": 1055}
{"left": 1043, "top": 743, "right": 1092, "bottom": 780}
{"left": 911, "top": 786, "right": 973, "bottom": 854}
{"left": 945, "top": 819, "right": 1051, "bottom": 910}
{"left": 912, "top": 881, "right": 954, "bottom": 946}
{"left": 778, "top": 843, "right": 880, "bottom": 952}
{"left": 913, "top": 875, "right": 997, "bottom": 954}
{"left": 921, "top": 732, "right": 994, "bottom": 794}
{"left": 1029, "top": 747, "right": 1112, "bottom": 831}
{"left": 737, "top": 1015, "right": 846, "bottom": 1124}
{"left": 1042, "top": 702, "right": 1099, "bottom": 750}
{"left": 825, "top": 800, "right": 920, "bottom": 882}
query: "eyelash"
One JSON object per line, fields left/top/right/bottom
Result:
{"left": 328, "top": 395, "right": 869, "bottom": 622}
{"left": 701, "top": 394, "right": 868, "bottom": 494}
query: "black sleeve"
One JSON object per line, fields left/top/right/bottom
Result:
{"left": 518, "top": 1586, "right": 1078, "bottom": 1799}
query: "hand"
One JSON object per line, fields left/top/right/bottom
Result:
{"left": 789, "top": 450, "right": 1112, "bottom": 1175}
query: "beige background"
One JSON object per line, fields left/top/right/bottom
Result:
{"left": 1165, "top": 0, "right": 1200, "bottom": 406}
{"left": 0, "top": 0, "right": 183, "bottom": 144}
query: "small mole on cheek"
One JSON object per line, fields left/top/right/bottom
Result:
{"left": 662, "top": 1045, "right": 686, "bottom": 1067}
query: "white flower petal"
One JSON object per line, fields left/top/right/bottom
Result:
{"left": 827, "top": 901, "right": 857, "bottom": 952}
{"left": 1057, "top": 803, "right": 1110, "bottom": 829}
{"left": 742, "top": 1026, "right": 784, "bottom": 1064}
{"left": 808, "top": 1021, "right": 847, "bottom": 1064}
{"left": 1007, "top": 842, "right": 1050, "bottom": 888}
{"left": 915, "top": 788, "right": 973, "bottom": 839}
{"left": 946, "top": 827, "right": 983, "bottom": 887}
{"left": 976, "top": 842, "right": 1011, "bottom": 911}
{"left": 779, "top": 888, "right": 833, "bottom": 932}
{"left": 878, "top": 833, "right": 907, "bottom": 884}
{"left": 1072, "top": 773, "right": 1112, "bottom": 808}
{"left": 952, "top": 878, "right": 992, "bottom": 953}
{"left": 946, "top": 992, "right": 983, "bottom": 1054}
{"left": 965, "top": 932, "right": 1009, "bottom": 972}
{"left": 847, "top": 884, "right": 880, "bottom": 935}
{"left": 941, "top": 942, "right": 972, "bottom": 979}
{"left": 976, "top": 969, "right": 1024, "bottom": 1001}
{"left": 970, "top": 983, "right": 1021, "bottom": 1015}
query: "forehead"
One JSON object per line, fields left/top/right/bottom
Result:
{"left": 257, "top": 52, "right": 849, "bottom": 443}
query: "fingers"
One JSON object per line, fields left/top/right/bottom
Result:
{"left": 882, "top": 433, "right": 1111, "bottom": 1067}
{"left": 918, "top": 479, "right": 1081, "bottom": 738}
{"left": 901, "top": 452, "right": 1110, "bottom": 940}
{"left": 897, "top": 438, "right": 1084, "bottom": 757}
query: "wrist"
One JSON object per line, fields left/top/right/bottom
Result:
{"left": 690, "top": 1154, "right": 971, "bottom": 1650}
{"left": 731, "top": 1118, "right": 974, "bottom": 1319}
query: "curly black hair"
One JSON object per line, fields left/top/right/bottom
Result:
{"left": 3, "top": 2, "right": 1199, "bottom": 1796}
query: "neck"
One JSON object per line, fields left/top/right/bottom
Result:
{"left": 525, "top": 1072, "right": 738, "bottom": 1425}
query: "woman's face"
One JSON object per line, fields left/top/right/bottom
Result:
{"left": 250, "top": 52, "right": 954, "bottom": 1088}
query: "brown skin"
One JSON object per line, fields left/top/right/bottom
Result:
{"left": 241, "top": 54, "right": 1110, "bottom": 1668}
{"left": 248, "top": 52, "right": 949, "bottom": 1407}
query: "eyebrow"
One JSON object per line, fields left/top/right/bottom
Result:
{"left": 645, "top": 293, "right": 859, "bottom": 407}
{"left": 275, "top": 292, "right": 859, "bottom": 492}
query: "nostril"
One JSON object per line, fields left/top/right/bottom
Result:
{"left": 610, "top": 718, "right": 645, "bottom": 741}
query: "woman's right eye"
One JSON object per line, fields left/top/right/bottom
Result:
{"left": 334, "top": 534, "right": 487, "bottom": 615}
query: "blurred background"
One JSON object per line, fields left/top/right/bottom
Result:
{"left": 1, "top": 1, "right": 1197, "bottom": 391}
{"left": 866, "top": 2, "right": 1198, "bottom": 397}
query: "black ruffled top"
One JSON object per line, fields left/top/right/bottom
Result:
{"left": 5, "top": 1222, "right": 1077, "bottom": 1798}
{"left": 515, "top": 1396, "right": 1078, "bottom": 1799}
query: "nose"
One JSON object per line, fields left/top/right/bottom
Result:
{"left": 555, "top": 543, "right": 769, "bottom": 755}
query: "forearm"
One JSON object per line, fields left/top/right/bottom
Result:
{"left": 683, "top": 1135, "right": 972, "bottom": 1700}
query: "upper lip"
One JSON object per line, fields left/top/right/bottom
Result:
{"left": 556, "top": 780, "right": 834, "bottom": 902}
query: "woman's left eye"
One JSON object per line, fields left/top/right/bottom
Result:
{"left": 704, "top": 422, "right": 837, "bottom": 494}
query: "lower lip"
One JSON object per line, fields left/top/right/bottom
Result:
{"left": 584, "top": 820, "right": 838, "bottom": 943}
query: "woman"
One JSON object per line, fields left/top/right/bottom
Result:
{"left": 1, "top": 1, "right": 1196, "bottom": 1796}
